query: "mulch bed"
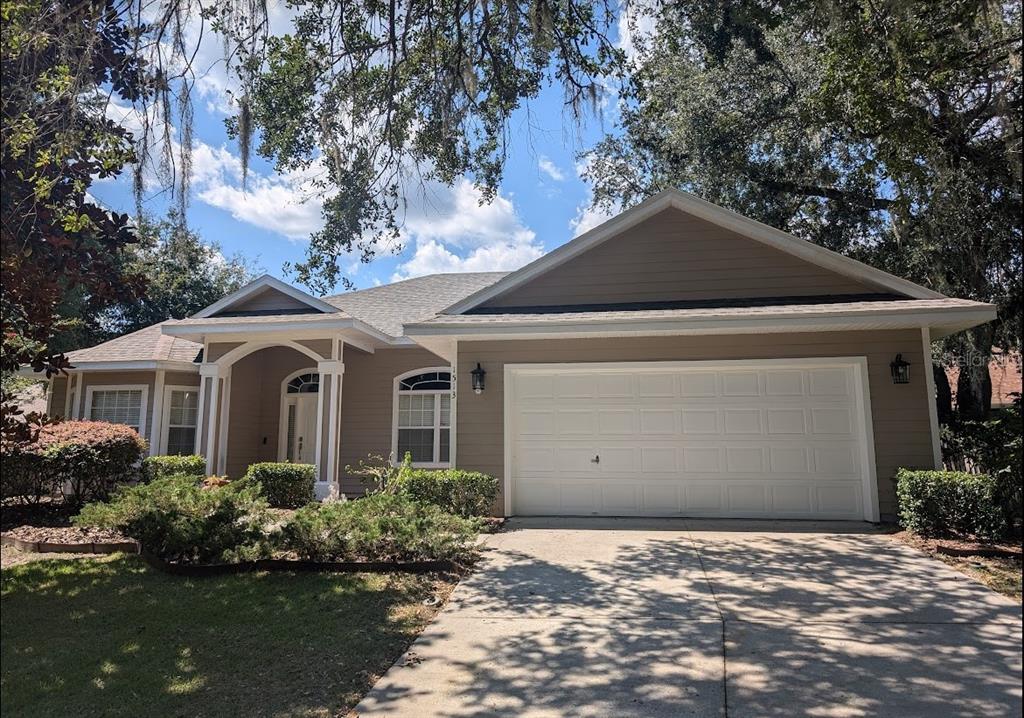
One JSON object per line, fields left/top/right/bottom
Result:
{"left": 1, "top": 526, "right": 138, "bottom": 554}
{"left": 893, "top": 530, "right": 1021, "bottom": 559}
{"left": 138, "top": 552, "right": 465, "bottom": 577}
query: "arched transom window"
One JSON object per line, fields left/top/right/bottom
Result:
{"left": 394, "top": 369, "right": 452, "bottom": 466}
{"left": 286, "top": 373, "right": 320, "bottom": 393}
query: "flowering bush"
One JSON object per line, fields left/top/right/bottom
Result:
{"left": 1, "top": 421, "right": 146, "bottom": 507}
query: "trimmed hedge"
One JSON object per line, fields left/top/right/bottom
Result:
{"left": 1, "top": 421, "right": 146, "bottom": 507}
{"left": 142, "top": 454, "right": 206, "bottom": 482}
{"left": 241, "top": 462, "right": 315, "bottom": 509}
{"left": 895, "top": 469, "right": 1006, "bottom": 540}
{"left": 394, "top": 468, "right": 498, "bottom": 517}
{"left": 281, "top": 493, "right": 479, "bottom": 563}
{"left": 75, "top": 474, "right": 272, "bottom": 564}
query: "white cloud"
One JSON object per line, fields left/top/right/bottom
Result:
{"left": 617, "top": 0, "right": 659, "bottom": 65}
{"left": 391, "top": 178, "right": 543, "bottom": 280}
{"left": 538, "top": 155, "right": 566, "bottom": 182}
{"left": 568, "top": 160, "right": 620, "bottom": 237}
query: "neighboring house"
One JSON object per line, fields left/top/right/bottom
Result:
{"left": 34, "top": 190, "right": 995, "bottom": 521}
{"left": 945, "top": 348, "right": 1022, "bottom": 409}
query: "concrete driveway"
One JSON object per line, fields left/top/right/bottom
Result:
{"left": 355, "top": 519, "right": 1022, "bottom": 717}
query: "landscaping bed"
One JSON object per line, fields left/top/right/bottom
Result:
{"left": 1, "top": 525, "right": 136, "bottom": 554}
{"left": 891, "top": 530, "right": 1022, "bottom": 601}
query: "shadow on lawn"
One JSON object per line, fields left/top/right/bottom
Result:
{"left": 1, "top": 555, "right": 446, "bottom": 717}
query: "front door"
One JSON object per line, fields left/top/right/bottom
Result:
{"left": 283, "top": 394, "right": 319, "bottom": 464}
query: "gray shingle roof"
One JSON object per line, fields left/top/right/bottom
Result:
{"left": 66, "top": 323, "right": 202, "bottom": 364}
{"left": 323, "top": 272, "right": 508, "bottom": 337}
{"left": 62, "top": 272, "right": 508, "bottom": 363}
{"left": 407, "top": 297, "right": 992, "bottom": 328}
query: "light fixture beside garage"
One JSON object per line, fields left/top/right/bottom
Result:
{"left": 471, "top": 363, "right": 487, "bottom": 394}
{"left": 890, "top": 354, "right": 911, "bottom": 384}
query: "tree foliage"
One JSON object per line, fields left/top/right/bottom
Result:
{"left": 1, "top": 0, "right": 151, "bottom": 440}
{"left": 218, "top": 0, "right": 623, "bottom": 292}
{"left": 585, "top": 0, "right": 1022, "bottom": 420}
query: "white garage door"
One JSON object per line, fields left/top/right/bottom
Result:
{"left": 506, "top": 359, "right": 877, "bottom": 520}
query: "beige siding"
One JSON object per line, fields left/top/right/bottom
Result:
{"left": 455, "top": 330, "right": 935, "bottom": 518}
{"left": 217, "top": 287, "right": 315, "bottom": 314}
{"left": 207, "top": 342, "right": 244, "bottom": 362}
{"left": 48, "top": 376, "right": 68, "bottom": 417}
{"left": 482, "top": 207, "right": 882, "bottom": 309}
{"left": 224, "top": 346, "right": 318, "bottom": 478}
{"left": 338, "top": 346, "right": 447, "bottom": 494}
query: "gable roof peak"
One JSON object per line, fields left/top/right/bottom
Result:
{"left": 191, "top": 273, "right": 341, "bottom": 318}
{"left": 441, "top": 189, "right": 944, "bottom": 315}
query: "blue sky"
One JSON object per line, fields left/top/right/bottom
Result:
{"left": 90, "top": 7, "right": 645, "bottom": 294}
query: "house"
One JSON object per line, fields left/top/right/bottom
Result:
{"left": 945, "top": 348, "right": 1022, "bottom": 409}
{"left": 37, "top": 190, "right": 995, "bottom": 521}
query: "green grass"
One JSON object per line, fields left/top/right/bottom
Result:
{"left": 1, "top": 555, "right": 452, "bottom": 717}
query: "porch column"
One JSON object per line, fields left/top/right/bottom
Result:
{"left": 315, "top": 359, "right": 345, "bottom": 499}
{"left": 199, "top": 363, "right": 222, "bottom": 475}
{"left": 149, "top": 369, "right": 166, "bottom": 456}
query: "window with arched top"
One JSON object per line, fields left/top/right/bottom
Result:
{"left": 393, "top": 368, "right": 452, "bottom": 466}
{"left": 286, "top": 373, "right": 320, "bottom": 393}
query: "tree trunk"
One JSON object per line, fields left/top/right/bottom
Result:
{"left": 933, "top": 362, "right": 954, "bottom": 426}
{"left": 954, "top": 325, "right": 995, "bottom": 421}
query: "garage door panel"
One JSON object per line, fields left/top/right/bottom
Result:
{"left": 722, "top": 371, "right": 760, "bottom": 396}
{"left": 765, "top": 370, "right": 805, "bottom": 396}
{"left": 766, "top": 408, "right": 807, "bottom": 435}
{"left": 509, "top": 361, "right": 872, "bottom": 519}
{"left": 724, "top": 409, "right": 763, "bottom": 434}
{"left": 681, "top": 409, "right": 719, "bottom": 434}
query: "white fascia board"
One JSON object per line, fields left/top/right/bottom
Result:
{"left": 191, "top": 274, "right": 341, "bottom": 318}
{"left": 20, "top": 360, "right": 200, "bottom": 375}
{"left": 162, "top": 316, "right": 403, "bottom": 347}
{"left": 443, "top": 189, "right": 943, "bottom": 314}
{"left": 406, "top": 305, "right": 996, "bottom": 341}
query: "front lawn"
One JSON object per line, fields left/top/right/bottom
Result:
{"left": 1, "top": 554, "right": 455, "bottom": 717}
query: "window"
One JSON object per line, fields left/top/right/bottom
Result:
{"left": 87, "top": 386, "right": 147, "bottom": 434}
{"left": 286, "top": 373, "right": 320, "bottom": 393}
{"left": 163, "top": 387, "right": 199, "bottom": 455}
{"left": 394, "top": 369, "right": 452, "bottom": 466}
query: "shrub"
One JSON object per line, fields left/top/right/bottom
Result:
{"left": 75, "top": 474, "right": 271, "bottom": 564}
{"left": 281, "top": 493, "right": 480, "bottom": 563}
{"left": 1, "top": 421, "right": 146, "bottom": 508}
{"left": 394, "top": 469, "right": 499, "bottom": 517}
{"left": 941, "top": 397, "right": 1022, "bottom": 533}
{"left": 142, "top": 454, "right": 206, "bottom": 482}
{"left": 895, "top": 469, "right": 1007, "bottom": 540}
{"left": 241, "top": 462, "right": 316, "bottom": 508}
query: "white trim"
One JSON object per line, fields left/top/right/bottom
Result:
{"left": 921, "top": 327, "right": 943, "bottom": 468}
{"left": 407, "top": 305, "right": 997, "bottom": 340}
{"left": 191, "top": 274, "right": 341, "bottom": 318}
{"left": 445, "top": 189, "right": 943, "bottom": 314}
{"left": 214, "top": 340, "right": 325, "bottom": 368}
{"left": 450, "top": 342, "right": 458, "bottom": 468}
{"left": 217, "top": 369, "right": 231, "bottom": 474}
{"left": 204, "top": 370, "right": 221, "bottom": 475}
{"left": 391, "top": 366, "right": 454, "bottom": 468}
{"left": 46, "top": 360, "right": 199, "bottom": 374}
{"left": 83, "top": 384, "right": 150, "bottom": 437}
{"left": 149, "top": 370, "right": 166, "bottom": 456}
{"left": 159, "top": 384, "right": 201, "bottom": 455}
{"left": 502, "top": 357, "right": 880, "bottom": 521}
{"left": 278, "top": 367, "right": 320, "bottom": 462}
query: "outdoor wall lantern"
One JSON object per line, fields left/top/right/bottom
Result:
{"left": 890, "top": 354, "right": 911, "bottom": 384}
{"left": 471, "top": 363, "right": 487, "bottom": 394}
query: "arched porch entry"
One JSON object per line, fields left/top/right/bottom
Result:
{"left": 196, "top": 338, "right": 345, "bottom": 497}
